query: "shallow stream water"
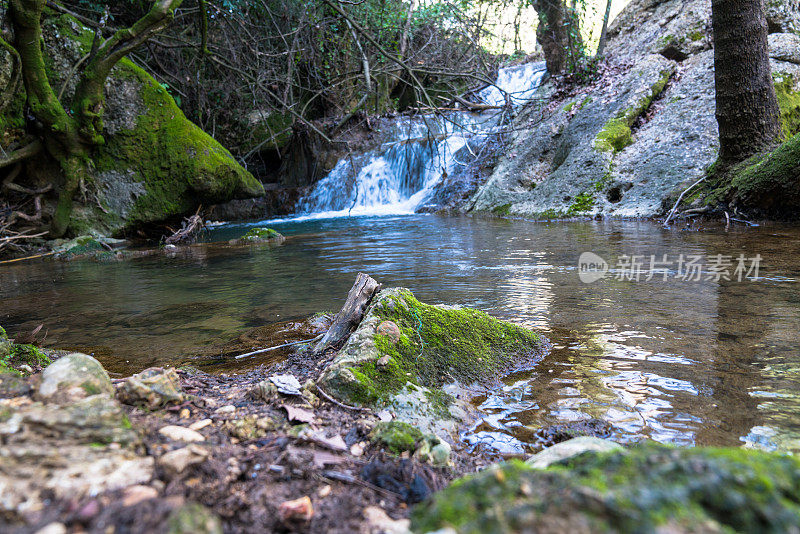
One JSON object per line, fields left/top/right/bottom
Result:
{"left": 2, "top": 215, "right": 800, "bottom": 454}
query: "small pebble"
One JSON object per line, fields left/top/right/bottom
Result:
{"left": 189, "top": 418, "right": 212, "bottom": 431}
{"left": 215, "top": 405, "right": 236, "bottom": 414}
{"left": 179, "top": 408, "right": 190, "bottom": 419}
{"left": 317, "top": 485, "right": 332, "bottom": 498}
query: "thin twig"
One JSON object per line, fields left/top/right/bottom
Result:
{"left": 663, "top": 176, "right": 705, "bottom": 227}
{"left": 234, "top": 334, "right": 324, "bottom": 359}
{"left": 315, "top": 384, "right": 371, "bottom": 412}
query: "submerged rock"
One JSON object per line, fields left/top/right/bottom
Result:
{"left": 526, "top": 436, "right": 622, "bottom": 469}
{"left": 38, "top": 353, "right": 113, "bottom": 401}
{"left": 117, "top": 367, "right": 184, "bottom": 408}
{"left": 412, "top": 443, "right": 800, "bottom": 533}
{"left": 318, "top": 288, "right": 546, "bottom": 436}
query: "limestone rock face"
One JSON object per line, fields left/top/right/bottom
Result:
{"left": 470, "top": 0, "right": 800, "bottom": 219}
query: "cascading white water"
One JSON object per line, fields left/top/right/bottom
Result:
{"left": 297, "top": 61, "right": 547, "bottom": 219}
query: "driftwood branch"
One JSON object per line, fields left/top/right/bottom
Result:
{"left": 315, "top": 272, "right": 381, "bottom": 353}
{"left": 165, "top": 213, "right": 203, "bottom": 244}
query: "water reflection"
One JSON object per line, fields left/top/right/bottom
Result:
{"left": 1, "top": 216, "right": 799, "bottom": 452}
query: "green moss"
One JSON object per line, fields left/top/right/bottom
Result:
{"left": 1, "top": 344, "right": 51, "bottom": 376}
{"left": 370, "top": 421, "right": 424, "bottom": 454}
{"left": 238, "top": 227, "right": 283, "bottom": 242}
{"left": 412, "top": 444, "right": 800, "bottom": 533}
{"left": 774, "top": 74, "right": 800, "bottom": 138}
{"left": 727, "top": 132, "right": 800, "bottom": 214}
{"left": 332, "top": 289, "right": 543, "bottom": 407}
{"left": 89, "top": 58, "right": 263, "bottom": 229}
{"left": 38, "top": 12, "right": 263, "bottom": 235}
{"left": 492, "top": 203, "right": 512, "bottom": 216}
{"left": 563, "top": 101, "right": 576, "bottom": 113}
{"left": 595, "top": 68, "right": 673, "bottom": 153}
{"left": 689, "top": 30, "right": 705, "bottom": 42}
{"left": 567, "top": 192, "right": 596, "bottom": 214}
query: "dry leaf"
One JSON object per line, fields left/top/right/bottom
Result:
{"left": 283, "top": 404, "right": 315, "bottom": 423}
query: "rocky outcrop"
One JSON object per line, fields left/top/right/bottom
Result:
{"left": 317, "top": 287, "right": 547, "bottom": 436}
{"left": 470, "top": 0, "right": 800, "bottom": 219}
{"left": 412, "top": 441, "right": 800, "bottom": 533}
{"left": 1, "top": 13, "right": 263, "bottom": 237}
{"left": 0, "top": 353, "right": 153, "bottom": 522}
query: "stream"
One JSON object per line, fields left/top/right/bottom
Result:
{"left": 2, "top": 215, "right": 800, "bottom": 454}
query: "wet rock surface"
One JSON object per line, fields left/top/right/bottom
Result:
{"left": 317, "top": 287, "right": 547, "bottom": 436}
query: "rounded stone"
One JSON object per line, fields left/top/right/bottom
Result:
{"left": 38, "top": 353, "right": 113, "bottom": 400}
{"left": 376, "top": 320, "right": 401, "bottom": 343}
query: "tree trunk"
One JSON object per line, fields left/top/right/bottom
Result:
{"left": 534, "top": 0, "right": 568, "bottom": 74}
{"left": 712, "top": 0, "right": 781, "bottom": 165}
{"left": 596, "top": 0, "right": 613, "bottom": 57}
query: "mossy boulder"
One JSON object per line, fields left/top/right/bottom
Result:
{"left": 723, "top": 132, "right": 800, "bottom": 216}
{"left": 38, "top": 352, "right": 113, "bottom": 401}
{"left": 3, "top": 13, "right": 264, "bottom": 237}
{"left": 412, "top": 443, "right": 800, "bottom": 533}
{"left": 236, "top": 227, "right": 285, "bottom": 244}
{"left": 318, "top": 288, "right": 546, "bottom": 434}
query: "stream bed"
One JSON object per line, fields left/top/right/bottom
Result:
{"left": 2, "top": 215, "right": 800, "bottom": 454}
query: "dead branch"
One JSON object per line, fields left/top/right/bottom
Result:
{"left": 315, "top": 272, "right": 381, "bottom": 353}
{"left": 0, "top": 140, "right": 43, "bottom": 170}
{"left": 164, "top": 213, "right": 204, "bottom": 244}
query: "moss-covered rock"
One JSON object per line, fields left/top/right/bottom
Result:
{"left": 774, "top": 73, "right": 800, "bottom": 139}
{"left": 412, "top": 443, "right": 800, "bottom": 533}
{"left": 370, "top": 421, "right": 424, "bottom": 454}
{"left": 38, "top": 352, "right": 113, "bottom": 400}
{"left": 166, "top": 502, "right": 223, "bottom": 534}
{"left": 594, "top": 68, "right": 673, "bottom": 154}
{"left": 727, "top": 132, "right": 800, "bottom": 215}
{"left": 3, "top": 14, "right": 264, "bottom": 237}
{"left": 236, "top": 227, "right": 285, "bottom": 244}
{"left": 318, "top": 288, "right": 546, "bottom": 434}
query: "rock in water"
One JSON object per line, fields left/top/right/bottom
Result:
{"left": 38, "top": 353, "right": 113, "bottom": 401}
{"left": 526, "top": 437, "right": 621, "bottom": 469}
{"left": 117, "top": 367, "right": 184, "bottom": 408}
{"left": 236, "top": 227, "right": 285, "bottom": 244}
{"left": 317, "top": 287, "right": 547, "bottom": 436}
{"left": 412, "top": 443, "right": 800, "bottom": 533}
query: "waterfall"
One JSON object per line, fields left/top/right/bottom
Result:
{"left": 297, "top": 61, "right": 547, "bottom": 218}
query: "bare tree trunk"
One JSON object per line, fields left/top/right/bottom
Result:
{"left": 315, "top": 273, "right": 381, "bottom": 353}
{"left": 596, "top": 0, "right": 613, "bottom": 57}
{"left": 534, "top": 0, "right": 568, "bottom": 74}
{"left": 712, "top": 0, "right": 781, "bottom": 165}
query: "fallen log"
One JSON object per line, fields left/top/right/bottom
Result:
{"left": 315, "top": 272, "right": 381, "bottom": 353}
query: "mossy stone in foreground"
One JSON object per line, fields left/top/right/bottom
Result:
{"left": 370, "top": 421, "right": 424, "bottom": 454}
{"left": 319, "top": 288, "right": 545, "bottom": 409}
{"left": 411, "top": 443, "right": 800, "bottom": 533}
